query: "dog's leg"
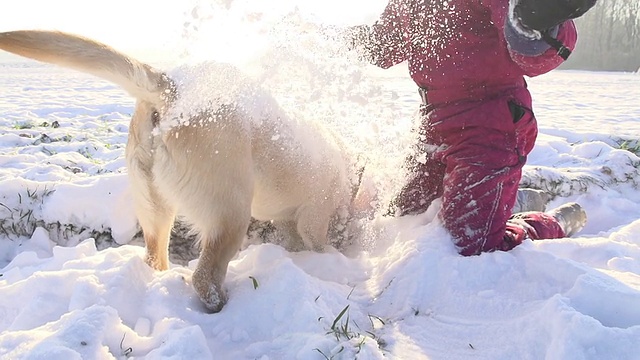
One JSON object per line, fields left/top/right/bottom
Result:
{"left": 192, "top": 216, "right": 248, "bottom": 312}
{"left": 157, "top": 117, "right": 252, "bottom": 312}
{"left": 296, "top": 206, "right": 332, "bottom": 252}
{"left": 127, "top": 102, "right": 175, "bottom": 271}
{"left": 137, "top": 197, "right": 175, "bottom": 271}
{"left": 129, "top": 170, "right": 175, "bottom": 271}
{"left": 272, "top": 219, "right": 305, "bottom": 251}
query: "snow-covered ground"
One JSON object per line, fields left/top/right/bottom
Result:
{"left": 1, "top": 2, "right": 640, "bottom": 360}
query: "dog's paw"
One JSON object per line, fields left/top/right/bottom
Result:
{"left": 192, "top": 270, "right": 228, "bottom": 313}
{"left": 197, "top": 284, "right": 227, "bottom": 313}
{"left": 144, "top": 253, "right": 169, "bottom": 271}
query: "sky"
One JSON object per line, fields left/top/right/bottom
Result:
{"left": 0, "top": 0, "right": 187, "bottom": 60}
{"left": 0, "top": 0, "right": 387, "bottom": 62}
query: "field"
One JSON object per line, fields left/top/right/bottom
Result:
{"left": 1, "top": 39, "right": 639, "bottom": 360}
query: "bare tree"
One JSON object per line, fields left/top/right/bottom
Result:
{"left": 562, "top": 0, "right": 640, "bottom": 71}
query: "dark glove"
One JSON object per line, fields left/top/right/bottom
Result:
{"left": 514, "top": 0, "right": 598, "bottom": 32}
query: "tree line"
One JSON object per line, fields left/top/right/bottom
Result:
{"left": 562, "top": 0, "right": 640, "bottom": 72}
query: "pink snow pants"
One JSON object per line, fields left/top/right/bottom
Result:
{"left": 393, "top": 87, "right": 565, "bottom": 256}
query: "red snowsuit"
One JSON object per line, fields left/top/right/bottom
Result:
{"left": 368, "top": 0, "right": 578, "bottom": 255}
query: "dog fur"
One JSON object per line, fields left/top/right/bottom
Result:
{"left": 0, "top": 30, "right": 352, "bottom": 312}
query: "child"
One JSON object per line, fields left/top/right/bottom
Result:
{"left": 349, "top": 0, "right": 596, "bottom": 255}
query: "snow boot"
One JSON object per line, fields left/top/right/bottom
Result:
{"left": 512, "top": 188, "right": 551, "bottom": 213}
{"left": 546, "top": 202, "right": 587, "bottom": 237}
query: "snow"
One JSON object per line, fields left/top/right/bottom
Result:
{"left": 1, "top": 1, "right": 640, "bottom": 359}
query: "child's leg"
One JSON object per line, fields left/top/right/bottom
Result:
{"left": 436, "top": 97, "right": 564, "bottom": 255}
{"left": 391, "top": 120, "right": 446, "bottom": 216}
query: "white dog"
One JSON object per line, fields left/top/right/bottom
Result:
{"left": 0, "top": 30, "right": 353, "bottom": 312}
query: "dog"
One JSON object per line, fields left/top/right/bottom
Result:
{"left": 0, "top": 30, "right": 353, "bottom": 312}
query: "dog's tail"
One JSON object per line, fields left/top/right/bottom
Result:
{"left": 0, "top": 30, "right": 172, "bottom": 108}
